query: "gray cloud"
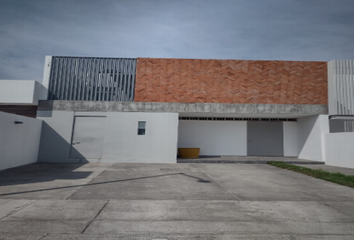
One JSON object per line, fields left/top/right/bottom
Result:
{"left": 1, "top": 0, "right": 354, "bottom": 81}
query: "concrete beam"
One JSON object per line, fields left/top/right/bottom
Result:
{"left": 38, "top": 100, "right": 328, "bottom": 115}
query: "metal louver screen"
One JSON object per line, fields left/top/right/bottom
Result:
{"left": 48, "top": 57, "right": 137, "bottom": 101}
{"left": 328, "top": 60, "right": 354, "bottom": 115}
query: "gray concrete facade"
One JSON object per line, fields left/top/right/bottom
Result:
{"left": 38, "top": 100, "right": 328, "bottom": 116}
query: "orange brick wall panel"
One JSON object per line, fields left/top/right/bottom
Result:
{"left": 134, "top": 58, "right": 328, "bottom": 105}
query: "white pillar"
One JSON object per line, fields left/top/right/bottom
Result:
{"left": 41, "top": 55, "right": 52, "bottom": 100}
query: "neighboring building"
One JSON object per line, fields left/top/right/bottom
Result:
{"left": 0, "top": 56, "right": 353, "bottom": 168}
{"left": 0, "top": 80, "right": 47, "bottom": 118}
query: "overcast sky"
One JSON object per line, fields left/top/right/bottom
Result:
{"left": 1, "top": 0, "right": 354, "bottom": 82}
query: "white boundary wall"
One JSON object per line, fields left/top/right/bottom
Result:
{"left": 178, "top": 120, "right": 247, "bottom": 156}
{"left": 0, "top": 112, "right": 42, "bottom": 171}
{"left": 298, "top": 115, "right": 329, "bottom": 162}
{"left": 283, "top": 122, "right": 298, "bottom": 157}
{"left": 37, "top": 111, "right": 178, "bottom": 163}
{"left": 324, "top": 133, "right": 354, "bottom": 169}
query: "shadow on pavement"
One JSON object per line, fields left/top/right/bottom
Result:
{"left": 0, "top": 172, "right": 211, "bottom": 197}
{"left": 0, "top": 163, "right": 93, "bottom": 186}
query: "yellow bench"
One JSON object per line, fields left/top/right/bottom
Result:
{"left": 178, "top": 148, "right": 200, "bottom": 158}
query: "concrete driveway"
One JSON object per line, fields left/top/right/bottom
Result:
{"left": 0, "top": 163, "right": 354, "bottom": 239}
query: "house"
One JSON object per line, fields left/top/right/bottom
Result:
{"left": 1, "top": 56, "right": 353, "bottom": 168}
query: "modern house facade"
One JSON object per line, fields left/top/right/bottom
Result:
{"left": 1, "top": 56, "right": 353, "bottom": 168}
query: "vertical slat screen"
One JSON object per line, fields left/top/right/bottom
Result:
{"left": 328, "top": 60, "right": 354, "bottom": 115}
{"left": 48, "top": 57, "right": 137, "bottom": 101}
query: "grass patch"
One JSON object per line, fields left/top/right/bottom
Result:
{"left": 268, "top": 161, "right": 354, "bottom": 188}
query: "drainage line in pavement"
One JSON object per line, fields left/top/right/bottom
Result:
{"left": 192, "top": 163, "right": 242, "bottom": 201}
{"left": 81, "top": 200, "right": 109, "bottom": 234}
{"left": 65, "top": 167, "right": 109, "bottom": 200}
{"left": 0, "top": 200, "right": 37, "bottom": 220}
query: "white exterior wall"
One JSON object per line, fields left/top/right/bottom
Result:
{"left": 178, "top": 120, "right": 247, "bottom": 156}
{"left": 324, "top": 132, "right": 354, "bottom": 168}
{"left": 103, "top": 112, "right": 178, "bottom": 163}
{"left": 0, "top": 112, "right": 42, "bottom": 171}
{"left": 37, "top": 111, "right": 178, "bottom": 163}
{"left": 297, "top": 115, "right": 329, "bottom": 162}
{"left": 0, "top": 80, "right": 47, "bottom": 104}
{"left": 283, "top": 122, "right": 298, "bottom": 157}
{"left": 0, "top": 80, "right": 36, "bottom": 104}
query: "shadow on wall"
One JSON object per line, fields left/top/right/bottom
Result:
{"left": 0, "top": 111, "right": 42, "bottom": 171}
{"left": 38, "top": 122, "right": 89, "bottom": 163}
{"left": 297, "top": 115, "right": 325, "bottom": 161}
{"left": 0, "top": 119, "right": 93, "bottom": 187}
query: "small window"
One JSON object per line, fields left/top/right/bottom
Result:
{"left": 137, "top": 121, "right": 146, "bottom": 135}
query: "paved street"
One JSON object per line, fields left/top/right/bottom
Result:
{"left": 0, "top": 163, "right": 354, "bottom": 239}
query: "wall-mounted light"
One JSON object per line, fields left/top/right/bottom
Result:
{"left": 14, "top": 121, "right": 23, "bottom": 124}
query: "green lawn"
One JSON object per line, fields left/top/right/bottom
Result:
{"left": 268, "top": 161, "right": 354, "bottom": 188}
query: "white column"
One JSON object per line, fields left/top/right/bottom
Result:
{"left": 41, "top": 55, "right": 52, "bottom": 100}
